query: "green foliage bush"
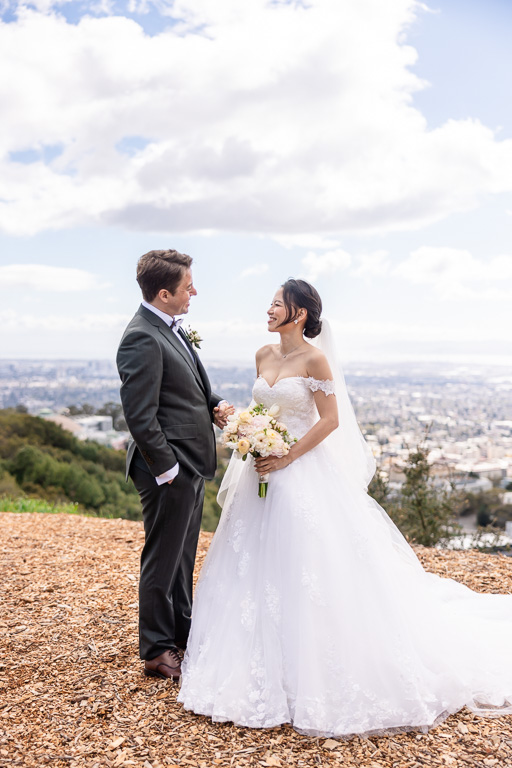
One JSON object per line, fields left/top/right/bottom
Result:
{"left": 0, "top": 495, "right": 80, "bottom": 515}
{"left": 0, "top": 409, "right": 140, "bottom": 520}
{"left": 0, "top": 408, "right": 226, "bottom": 528}
{"left": 203, "top": 474, "right": 223, "bottom": 532}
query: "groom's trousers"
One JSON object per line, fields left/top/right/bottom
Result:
{"left": 129, "top": 448, "right": 205, "bottom": 660}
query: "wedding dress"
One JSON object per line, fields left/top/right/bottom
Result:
{"left": 178, "top": 369, "right": 512, "bottom": 738}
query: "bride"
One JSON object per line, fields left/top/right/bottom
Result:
{"left": 178, "top": 278, "right": 512, "bottom": 739}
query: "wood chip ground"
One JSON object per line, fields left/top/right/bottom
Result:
{"left": 1, "top": 512, "right": 512, "bottom": 768}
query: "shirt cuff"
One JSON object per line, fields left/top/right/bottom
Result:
{"left": 217, "top": 400, "right": 228, "bottom": 408}
{"left": 155, "top": 463, "right": 179, "bottom": 486}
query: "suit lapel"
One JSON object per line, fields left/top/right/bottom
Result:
{"left": 137, "top": 305, "right": 206, "bottom": 393}
{"left": 177, "top": 327, "right": 196, "bottom": 360}
{"left": 160, "top": 325, "right": 206, "bottom": 391}
{"left": 178, "top": 328, "right": 211, "bottom": 399}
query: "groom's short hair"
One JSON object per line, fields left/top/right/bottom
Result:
{"left": 136, "top": 250, "right": 193, "bottom": 301}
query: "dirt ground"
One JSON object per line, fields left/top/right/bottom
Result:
{"left": 1, "top": 511, "right": 512, "bottom": 768}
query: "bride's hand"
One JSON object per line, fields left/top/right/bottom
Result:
{"left": 254, "top": 454, "right": 291, "bottom": 474}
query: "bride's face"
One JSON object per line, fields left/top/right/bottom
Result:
{"left": 267, "top": 288, "right": 288, "bottom": 332}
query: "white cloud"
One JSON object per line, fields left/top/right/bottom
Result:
{"left": 1, "top": 1, "right": 512, "bottom": 236}
{"left": 394, "top": 247, "right": 512, "bottom": 300}
{"left": 0, "top": 309, "right": 130, "bottom": 330}
{"left": 0, "top": 264, "right": 107, "bottom": 292}
{"left": 239, "top": 263, "right": 269, "bottom": 279}
{"left": 352, "top": 250, "right": 390, "bottom": 277}
{"left": 323, "top": 316, "right": 512, "bottom": 366}
{"left": 301, "top": 249, "right": 352, "bottom": 282}
{"left": 273, "top": 234, "right": 342, "bottom": 251}
{"left": 330, "top": 318, "right": 512, "bottom": 344}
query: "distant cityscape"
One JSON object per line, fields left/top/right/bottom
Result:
{"left": 1, "top": 358, "right": 511, "bottom": 499}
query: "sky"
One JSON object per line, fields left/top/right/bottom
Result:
{"left": 0, "top": 0, "right": 511, "bottom": 366}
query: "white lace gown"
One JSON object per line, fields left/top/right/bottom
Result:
{"left": 178, "top": 376, "right": 512, "bottom": 738}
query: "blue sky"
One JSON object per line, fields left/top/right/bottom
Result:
{"left": 0, "top": 0, "right": 510, "bottom": 365}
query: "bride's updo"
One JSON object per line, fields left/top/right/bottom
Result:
{"left": 281, "top": 278, "right": 322, "bottom": 339}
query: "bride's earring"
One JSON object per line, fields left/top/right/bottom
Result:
{"left": 294, "top": 319, "right": 299, "bottom": 325}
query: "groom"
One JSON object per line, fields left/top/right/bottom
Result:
{"left": 117, "top": 249, "right": 232, "bottom": 681}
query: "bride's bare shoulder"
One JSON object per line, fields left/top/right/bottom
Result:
{"left": 256, "top": 344, "right": 277, "bottom": 357}
{"left": 255, "top": 344, "right": 277, "bottom": 367}
{"left": 304, "top": 346, "right": 333, "bottom": 380}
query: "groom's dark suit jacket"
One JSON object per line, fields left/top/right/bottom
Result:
{"left": 117, "top": 305, "right": 221, "bottom": 482}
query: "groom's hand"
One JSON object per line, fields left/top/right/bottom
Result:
{"left": 213, "top": 401, "right": 235, "bottom": 428}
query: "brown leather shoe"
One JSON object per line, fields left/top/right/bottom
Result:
{"left": 144, "top": 648, "right": 181, "bottom": 682}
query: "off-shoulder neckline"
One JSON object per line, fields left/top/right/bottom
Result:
{"left": 256, "top": 374, "right": 333, "bottom": 390}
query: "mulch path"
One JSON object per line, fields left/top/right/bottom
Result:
{"left": 1, "top": 512, "right": 512, "bottom": 768}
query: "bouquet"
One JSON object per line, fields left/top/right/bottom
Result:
{"left": 222, "top": 403, "right": 297, "bottom": 498}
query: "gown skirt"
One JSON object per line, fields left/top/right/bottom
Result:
{"left": 178, "top": 376, "right": 512, "bottom": 738}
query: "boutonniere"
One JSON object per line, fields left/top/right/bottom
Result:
{"left": 184, "top": 327, "right": 202, "bottom": 349}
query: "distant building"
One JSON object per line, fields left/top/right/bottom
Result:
{"left": 41, "top": 411, "right": 128, "bottom": 450}
{"left": 455, "top": 460, "right": 508, "bottom": 482}
{"left": 453, "top": 477, "right": 493, "bottom": 494}
{"left": 42, "top": 413, "right": 82, "bottom": 435}
{"left": 74, "top": 415, "right": 113, "bottom": 432}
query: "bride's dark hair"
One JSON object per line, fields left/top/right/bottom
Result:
{"left": 280, "top": 278, "right": 322, "bottom": 339}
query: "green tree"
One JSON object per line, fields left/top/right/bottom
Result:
{"left": 390, "top": 443, "right": 459, "bottom": 547}
{"left": 368, "top": 470, "right": 392, "bottom": 508}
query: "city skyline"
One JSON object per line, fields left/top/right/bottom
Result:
{"left": 0, "top": 0, "right": 511, "bottom": 365}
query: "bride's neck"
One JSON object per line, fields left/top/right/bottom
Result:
{"left": 278, "top": 328, "right": 305, "bottom": 357}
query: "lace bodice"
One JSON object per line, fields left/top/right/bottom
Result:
{"left": 252, "top": 376, "right": 335, "bottom": 439}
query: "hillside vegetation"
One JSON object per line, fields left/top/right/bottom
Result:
{"left": 0, "top": 410, "right": 222, "bottom": 529}
{"left": 2, "top": 409, "right": 510, "bottom": 543}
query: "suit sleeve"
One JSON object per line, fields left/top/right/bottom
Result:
{"left": 117, "top": 330, "right": 178, "bottom": 477}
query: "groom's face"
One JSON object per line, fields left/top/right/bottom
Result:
{"left": 166, "top": 268, "right": 197, "bottom": 316}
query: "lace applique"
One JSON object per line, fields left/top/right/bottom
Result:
{"left": 237, "top": 549, "right": 250, "bottom": 577}
{"left": 306, "top": 377, "right": 335, "bottom": 396}
{"left": 240, "top": 592, "right": 256, "bottom": 631}
{"left": 301, "top": 568, "right": 327, "bottom": 606}
{"left": 229, "top": 518, "right": 244, "bottom": 553}
{"left": 294, "top": 488, "right": 320, "bottom": 532}
{"left": 264, "top": 582, "right": 281, "bottom": 624}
